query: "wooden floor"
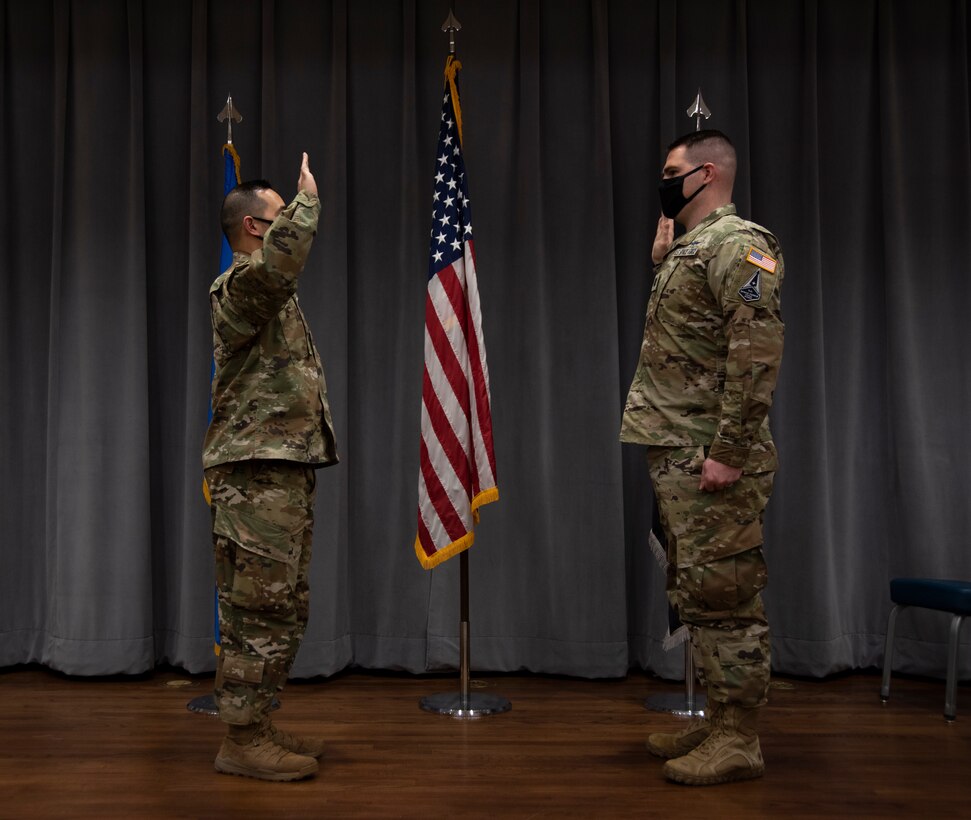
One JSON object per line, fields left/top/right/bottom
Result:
{"left": 1, "top": 666, "right": 968, "bottom": 819}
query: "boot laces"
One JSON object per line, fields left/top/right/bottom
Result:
{"left": 691, "top": 726, "right": 729, "bottom": 758}
{"left": 262, "top": 741, "right": 292, "bottom": 764}
{"left": 261, "top": 718, "right": 318, "bottom": 755}
{"left": 684, "top": 717, "right": 709, "bottom": 734}
{"left": 268, "top": 724, "right": 294, "bottom": 747}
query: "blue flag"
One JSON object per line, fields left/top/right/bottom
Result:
{"left": 207, "top": 142, "right": 241, "bottom": 653}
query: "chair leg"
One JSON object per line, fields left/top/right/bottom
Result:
{"left": 944, "top": 614, "right": 966, "bottom": 722}
{"left": 881, "top": 605, "right": 904, "bottom": 701}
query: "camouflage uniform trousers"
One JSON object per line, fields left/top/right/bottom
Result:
{"left": 647, "top": 445, "right": 775, "bottom": 708}
{"left": 205, "top": 460, "right": 316, "bottom": 726}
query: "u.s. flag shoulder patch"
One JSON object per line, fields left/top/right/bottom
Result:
{"left": 745, "top": 247, "right": 777, "bottom": 274}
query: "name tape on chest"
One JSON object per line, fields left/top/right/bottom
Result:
{"left": 745, "top": 247, "right": 777, "bottom": 274}
{"left": 671, "top": 245, "right": 700, "bottom": 258}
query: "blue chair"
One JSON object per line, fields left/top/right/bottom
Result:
{"left": 880, "top": 578, "right": 971, "bottom": 721}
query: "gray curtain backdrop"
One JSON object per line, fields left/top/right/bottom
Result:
{"left": 2, "top": 0, "right": 969, "bottom": 682}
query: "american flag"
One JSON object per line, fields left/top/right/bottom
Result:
{"left": 415, "top": 57, "right": 498, "bottom": 570}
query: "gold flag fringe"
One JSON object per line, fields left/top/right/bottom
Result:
{"left": 445, "top": 55, "right": 464, "bottom": 146}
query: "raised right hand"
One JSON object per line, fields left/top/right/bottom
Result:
{"left": 297, "top": 152, "right": 318, "bottom": 197}
{"left": 651, "top": 215, "right": 674, "bottom": 265}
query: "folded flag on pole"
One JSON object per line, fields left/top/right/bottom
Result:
{"left": 203, "top": 140, "right": 241, "bottom": 507}
{"left": 648, "top": 498, "right": 689, "bottom": 650}
{"left": 219, "top": 143, "right": 241, "bottom": 274}
{"left": 415, "top": 56, "right": 498, "bottom": 570}
{"left": 205, "top": 141, "right": 241, "bottom": 653}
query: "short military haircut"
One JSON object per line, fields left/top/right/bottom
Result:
{"left": 220, "top": 179, "right": 275, "bottom": 243}
{"left": 667, "top": 129, "right": 736, "bottom": 173}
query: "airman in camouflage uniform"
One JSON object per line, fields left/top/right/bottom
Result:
{"left": 620, "top": 131, "right": 784, "bottom": 785}
{"left": 203, "top": 153, "right": 338, "bottom": 782}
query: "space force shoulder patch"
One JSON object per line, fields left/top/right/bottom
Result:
{"left": 739, "top": 270, "right": 762, "bottom": 302}
{"left": 738, "top": 246, "right": 778, "bottom": 303}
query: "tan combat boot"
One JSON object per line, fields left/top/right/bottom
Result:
{"left": 215, "top": 723, "right": 319, "bottom": 782}
{"left": 645, "top": 717, "right": 711, "bottom": 758}
{"left": 261, "top": 717, "right": 326, "bottom": 759}
{"left": 662, "top": 704, "right": 763, "bottom": 785}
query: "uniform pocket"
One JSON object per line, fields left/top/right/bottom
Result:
{"left": 213, "top": 506, "right": 302, "bottom": 614}
{"left": 220, "top": 650, "right": 266, "bottom": 685}
{"left": 678, "top": 519, "right": 764, "bottom": 569}
{"left": 717, "top": 637, "right": 766, "bottom": 668}
{"left": 682, "top": 550, "right": 768, "bottom": 613}
{"left": 213, "top": 505, "right": 301, "bottom": 564}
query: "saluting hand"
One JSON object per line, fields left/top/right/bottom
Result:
{"left": 651, "top": 215, "right": 674, "bottom": 265}
{"left": 298, "top": 152, "right": 318, "bottom": 197}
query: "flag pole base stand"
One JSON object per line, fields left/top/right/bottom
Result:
{"left": 186, "top": 694, "right": 281, "bottom": 717}
{"left": 643, "top": 638, "right": 706, "bottom": 717}
{"left": 643, "top": 692, "right": 706, "bottom": 718}
{"left": 419, "top": 692, "right": 511, "bottom": 719}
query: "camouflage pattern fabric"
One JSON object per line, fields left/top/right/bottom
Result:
{"left": 620, "top": 204, "right": 784, "bottom": 469}
{"left": 206, "top": 460, "right": 316, "bottom": 726}
{"left": 648, "top": 445, "right": 773, "bottom": 708}
{"left": 203, "top": 190, "right": 339, "bottom": 470}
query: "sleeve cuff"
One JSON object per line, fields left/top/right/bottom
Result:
{"left": 285, "top": 191, "right": 321, "bottom": 231}
{"left": 708, "top": 439, "right": 749, "bottom": 469}
{"left": 294, "top": 190, "right": 319, "bottom": 208}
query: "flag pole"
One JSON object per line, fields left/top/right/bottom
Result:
{"left": 459, "top": 550, "right": 471, "bottom": 706}
{"left": 642, "top": 516, "right": 707, "bottom": 717}
{"left": 417, "top": 7, "right": 509, "bottom": 719}
{"left": 419, "top": 547, "right": 510, "bottom": 718}
{"left": 188, "top": 95, "right": 277, "bottom": 718}
{"left": 644, "top": 645, "right": 707, "bottom": 717}
{"left": 643, "top": 90, "right": 713, "bottom": 719}
{"left": 188, "top": 93, "right": 245, "bottom": 717}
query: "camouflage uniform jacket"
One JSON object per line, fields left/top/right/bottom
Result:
{"left": 619, "top": 204, "right": 784, "bottom": 469}
{"left": 203, "top": 190, "right": 339, "bottom": 469}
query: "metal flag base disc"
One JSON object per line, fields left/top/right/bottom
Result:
{"left": 644, "top": 641, "right": 706, "bottom": 717}
{"left": 643, "top": 691, "right": 707, "bottom": 718}
{"left": 419, "top": 692, "right": 512, "bottom": 719}
{"left": 186, "top": 694, "right": 281, "bottom": 716}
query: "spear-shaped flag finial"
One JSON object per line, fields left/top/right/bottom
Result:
{"left": 686, "top": 89, "right": 711, "bottom": 131}
{"left": 217, "top": 94, "right": 243, "bottom": 144}
{"left": 442, "top": 6, "right": 462, "bottom": 55}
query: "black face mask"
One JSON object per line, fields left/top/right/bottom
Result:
{"left": 658, "top": 165, "right": 707, "bottom": 219}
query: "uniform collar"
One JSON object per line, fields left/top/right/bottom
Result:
{"left": 667, "top": 203, "right": 737, "bottom": 254}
